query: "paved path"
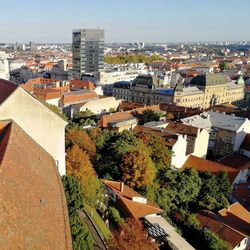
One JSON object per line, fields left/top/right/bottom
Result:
{"left": 79, "top": 210, "right": 107, "bottom": 250}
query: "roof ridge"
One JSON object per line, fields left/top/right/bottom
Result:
{"left": 215, "top": 214, "right": 247, "bottom": 238}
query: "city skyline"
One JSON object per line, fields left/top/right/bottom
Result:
{"left": 1, "top": 0, "right": 250, "bottom": 43}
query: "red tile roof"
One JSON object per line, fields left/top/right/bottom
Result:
{"left": 0, "top": 78, "right": 18, "bottom": 104}
{"left": 0, "top": 120, "right": 72, "bottom": 249}
{"left": 99, "top": 105, "right": 162, "bottom": 128}
{"left": 196, "top": 211, "right": 245, "bottom": 248}
{"left": 33, "top": 86, "right": 69, "bottom": 101}
{"left": 182, "top": 155, "right": 239, "bottom": 182}
{"left": 133, "top": 105, "right": 161, "bottom": 114}
{"left": 70, "top": 79, "right": 96, "bottom": 90}
{"left": 119, "top": 101, "right": 144, "bottom": 111}
{"left": 99, "top": 111, "right": 135, "bottom": 128}
{"left": 133, "top": 125, "right": 177, "bottom": 147}
{"left": 232, "top": 181, "right": 250, "bottom": 214}
{"left": 165, "top": 121, "right": 199, "bottom": 137}
{"left": 60, "top": 91, "right": 98, "bottom": 105}
{"left": 103, "top": 180, "right": 163, "bottom": 219}
{"left": 218, "top": 202, "right": 250, "bottom": 237}
{"left": 219, "top": 153, "right": 250, "bottom": 170}
{"left": 22, "top": 78, "right": 61, "bottom": 92}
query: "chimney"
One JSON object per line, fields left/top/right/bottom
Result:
{"left": 120, "top": 182, "right": 124, "bottom": 192}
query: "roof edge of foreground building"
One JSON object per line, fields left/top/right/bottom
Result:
{"left": 0, "top": 78, "right": 67, "bottom": 176}
{"left": 0, "top": 120, "right": 72, "bottom": 249}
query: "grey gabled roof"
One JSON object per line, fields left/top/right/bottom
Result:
{"left": 181, "top": 111, "right": 248, "bottom": 132}
{"left": 208, "top": 111, "right": 247, "bottom": 132}
{"left": 190, "top": 74, "right": 228, "bottom": 87}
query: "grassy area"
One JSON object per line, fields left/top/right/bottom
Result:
{"left": 84, "top": 203, "right": 111, "bottom": 240}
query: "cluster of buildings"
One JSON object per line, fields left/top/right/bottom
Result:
{"left": 113, "top": 73, "right": 245, "bottom": 109}
{"left": 99, "top": 100, "right": 250, "bottom": 249}
{"left": 21, "top": 77, "right": 120, "bottom": 118}
{"left": 1, "top": 27, "right": 250, "bottom": 249}
{"left": 103, "top": 180, "right": 195, "bottom": 250}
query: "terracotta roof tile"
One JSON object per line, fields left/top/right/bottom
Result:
{"left": 119, "top": 101, "right": 144, "bottom": 111}
{"left": 0, "top": 78, "right": 18, "bottom": 104}
{"left": 219, "top": 153, "right": 250, "bottom": 170}
{"left": 182, "top": 155, "right": 239, "bottom": 182}
{"left": 99, "top": 105, "right": 162, "bottom": 128}
{"left": 133, "top": 125, "right": 177, "bottom": 147}
{"left": 33, "top": 86, "right": 69, "bottom": 101}
{"left": 60, "top": 91, "right": 97, "bottom": 105}
{"left": 22, "top": 78, "right": 62, "bottom": 93}
{"left": 103, "top": 180, "right": 163, "bottom": 219}
{"left": 218, "top": 202, "right": 250, "bottom": 237}
{"left": 132, "top": 105, "right": 161, "bottom": 114}
{"left": 197, "top": 211, "right": 245, "bottom": 248}
{"left": 70, "top": 79, "right": 96, "bottom": 90}
{"left": 99, "top": 111, "right": 135, "bottom": 128}
{"left": 0, "top": 120, "right": 72, "bottom": 249}
{"left": 166, "top": 121, "right": 198, "bottom": 137}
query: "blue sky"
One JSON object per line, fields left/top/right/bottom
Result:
{"left": 1, "top": 0, "right": 250, "bottom": 43}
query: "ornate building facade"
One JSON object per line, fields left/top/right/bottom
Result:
{"left": 113, "top": 74, "right": 244, "bottom": 109}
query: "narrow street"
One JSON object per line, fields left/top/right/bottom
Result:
{"left": 79, "top": 210, "right": 107, "bottom": 250}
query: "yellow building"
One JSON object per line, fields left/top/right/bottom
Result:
{"left": 174, "top": 74, "right": 244, "bottom": 109}
{"left": 113, "top": 74, "right": 244, "bottom": 110}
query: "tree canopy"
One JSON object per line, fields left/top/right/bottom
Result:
{"left": 218, "top": 61, "right": 229, "bottom": 71}
{"left": 70, "top": 212, "right": 94, "bottom": 250}
{"left": 109, "top": 218, "right": 158, "bottom": 250}
{"left": 120, "top": 149, "right": 155, "bottom": 188}
{"left": 104, "top": 54, "right": 165, "bottom": 65}
{"left": 62, "top": 175, "right": 94, "bottom": 250}
{"left": 66, "top": 128, "right": 96, "bottom": 159}
{"left": 62, "top": 175, "right": 84, "bottom": 215}
{"left": 138, "top": 132, "right": 172, "bottom": 175}
{"left": 139, "top": 110, "right": 161, "bottom": 124}
{"left": 66, "top": 145, "right": 104, "bottom": 209}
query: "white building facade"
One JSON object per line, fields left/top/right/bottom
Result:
{"left": 0, "top": 81, "right": 67, "bottom": 175}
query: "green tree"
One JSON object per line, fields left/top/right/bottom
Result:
{"left": 104, "top": 54, "right": 165, "bottom": 65}
{"left": 44, "top": 102, "right": 68, "bottom": 121}
{"left": 138, "top": 132, "right": 172, "bottom": 175}
{"left": 217, "top": 171, "right": 232, "bottom": 199}
{"left": 198, "top": 171, "right": 229, "bottom": 210}
{"left": 108, "top": 207, "right": 124, "bottom": 228}
{"left": 62, "top": 175, "right": 94, "bottom": 250}
{"left": 154, "top": 185, "right": 177, "bottom": 215}
{"left": 73, "top": 110, "right": 94, "bottom": 120}
{"left": 94, "top": 129, "right": 113, "bottom": 151}
{"left": 120, "top": 149, "right": 156, "bottom": 188}
{"left": 70, "top": 212, "right": 94, "bottom": 250}
{"left": 111, "top": 130, "right": 138, "bottom": 157}
{"left": 62, "top": 175, "right": 84, "bottom": 215}
{"left": 93, "top": 130, "right": 140, "bottom": 179}
{"left": 219, "top": 61, "right": 228, "bottom": 71}
{"left": 139, "top": 109, "right": 161, "bottom": 124}
{"left": 173, "top": 169, "right": 202, "bottom": 207}
{"left": 80, "top": 118, "right": 95, "bottom": 126}
{"left": 204, "top": 230, "right": 231, "bottom": 250}
{"left": 109, "top": 107, "right": 116, "bottom": 113}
